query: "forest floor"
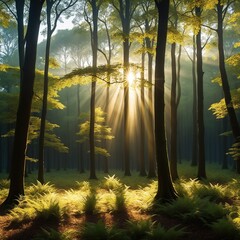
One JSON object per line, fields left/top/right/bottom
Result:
{"left": 0, "top": 207, "right": 217, "bottom": 240}
{"left": 0, "top": 165, "right": 240, "bottom": 240}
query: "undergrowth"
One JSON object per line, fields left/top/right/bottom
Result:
{"left": 1, "top": 164, "right": 240, "bottom": 239}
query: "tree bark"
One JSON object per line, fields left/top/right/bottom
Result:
{"left": 216, "top": 1, "right": 240, "bottom": 173}
{"left": 139, "top": 47, "right": 147, "bottom": 176}
{"left": 191, "top": 35, "right": 198, "bottom": 167}
{"left": 170, "top": 42, "right": 179, "bottom": 181}
{"left": 38, "top": 0, "right": 53, "bottom": 184}
{"left": 145, "top": 19, "right": 156, "bottom": 178}
{"left": 154, "top": 0, "right": 178, "bottom": 202}
{"left": 195, "top": 6, "right": 206, "bottom": 180}
{"left": 89, "top": 0, "right": 99, "bottom": 179}
{"left": 120, "top": 0, "right": 131, "bottom": 176}
{"left": 1, "top": 0, "right": 44, "bottom": 209}
{"left": 103, "top": 81, "right": 110, "bottom": 174}
{"left": 77, "top": 85, "right": 85, "bottom": 173}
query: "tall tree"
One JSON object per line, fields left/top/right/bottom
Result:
{"left": 38, "top": 0, "right": 77, "bottom": 184}
{"left": 0, "top": 0, "right": 44, "bottom": 209}
{"left": 84, "top": 0, "right": 102, "bottom": 179}
{"left": 141, "top": 0, "right": 156, "bottom": 178}
{"left": 195, "top": 6, "right": 207, "bottom": 179}
{"left": 98, "top": 6, "right": 114, "bottom": 173}
{"left": 216, "top": 0, "right": 240, "bottom": 172}
{"left": 154, "top": 0, "right": 178, "bottom": 202}
{"left": 111, "top": 0, "right": 138, "bottom": 176}
{"left": 185, "top": 35, "right": 198, "bottom": 167}
{"left": 169, "top": 0, "right": 184, "bottom": 180}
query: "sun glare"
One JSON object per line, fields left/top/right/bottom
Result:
{"left": 127, "top": 70, "right": 135, "bottom": 86}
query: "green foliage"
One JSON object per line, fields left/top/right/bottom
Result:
{"left": 63, "top": 64, "right": 123, "bottom": 85}
{"left": 148, "top": 224, "right": 186, "bottom": 240}
{"left": 80, "top": 220, "right": 128, "bottom": 240}
{"left": 102, "top": 175, "right": 123, "bottom": 190}
{"left": 2, "top": 116, "right": 69, "bottom": 153}
{"left": 210, "top": 52, "right": 240, "bottom": 119}
{"left": 156, "top": 197, "right": 228, "bottom": 224}
{"left": 0, "top": 64, "right": 68, "bottom": 153}
{"left": 33, "top": 227, "right": 74, "bottom": 240}
{"left": 210, "top": 218, "right": 240, "bottom": 240}
{"left": 77, "top": 107, "right": 114, "bottom": 157}
{"left": 209, "top": 90, "right": 240, "bottom": 119}
{"left": 49, "top": 57, "right": 60, "bottom": 69}
{"left": 0, "top": 9, "right": 11, "bottom": 28}
{"left": 76, "top": 181, "right": 92, "bottom": 193}
{"left": 178, "top": 179, "right": 234, "bottom": 203}
{"left": 228, "top": 137, "right": 240, "bottom": 160}
{"left": 0, "top": 178, "right": 9, "bottom": 200}
{"left": 83, "top": 192, "right": 97, "bottom": 215}
{"left": 114, "top": 189, "right": 127, "bottom": 213}
{"left": 26, "top": 181, "right": 56, "bottom": 196}
{"left": 9, "top": 193, "right": 63, "bottom": 223}
{"left": 126, "top": 220, "right": 153, "bottom": 240}
{"left": 167, "top": 26, "right": 184, "bottom": 44}
{"left": 0, "top": 179, "right": 10, "bottom": 188}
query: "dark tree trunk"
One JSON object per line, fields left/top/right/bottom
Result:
{"left": 77, "top": 85, "right": 84, "bottom": 173}
{"left": 120, "top": 0, "right": 131, "bottom": 176}
{"left": 15, "top": 0, "right": 24, "bottom": 72}
{"left": 1, "top": 0, "right": 44, "bottom": 209}
{"left": 195, "top": 7, "right": 206, "bottom": 180}
{"left": 38, "top": 1, "right": 52, "bottom": 184}
{"left": 216, "top": 1, "right": 240, "bottom": 173}
{"left": 222, "top": 118, "right": 228, "bottom": 169}
{"left": 191, "top": 35, "right": 198, "bottom": 167}
{"left": 170, "top": 42, "right": 179, "bottom": 181}
{"left": 103, "top": 81, "right": 110, "bottom": 174}
{"left": 89, "top": 0, "right": 99, "bottom": 179}
{"left": 145, "top": 19, "right": 156, "bottom": 178}
{"left": 139, "top": 48, "right": 147, "bottom": 177}
{"left": 0, "top": 127, "right": 2, "bottom": 173}
{"left": 176, "top": 44, "right": 182, "bottom": 164}
{"left": 154, "top": 0, "right": 178, "bottom": 202}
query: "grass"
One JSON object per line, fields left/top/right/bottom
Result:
{"left": 1, "top": 162, "right": 240, "bottom": 239}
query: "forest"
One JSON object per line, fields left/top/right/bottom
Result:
{"left": 0, "top": 0, "right": 240, "bottom": 239}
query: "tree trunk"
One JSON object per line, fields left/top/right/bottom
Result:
{"left": 103, "top": 81, "right": 110, "bottom": 174}
{"left": 217, "top": 2, "right": 240, "bottom": 173}
{"left": 38, "top": 1, "right": 52, "bottom": 184}
{"left": 154, "top": 0, "right": 178, "bottom": 202}
{"left": 222, "top": 118, "right": 228, "bottom": 169}
{"left": 170, "top": 42, "right": 179, "bottom": 181}
{"left": 145, "top": 19, "right": 156, "bottom": 178}
{"left": 1, "top": 0, "right": 44, "bottom": 209}
{"left": 195, "top": 6, "right": 206, "bottom": 180}
{"left": 191, "top": 35, "right": 198, "bottom": 167}
{"left": 77, "top": 85, "right": 84, "bottom": 173}
{"left": 122, "top": 0, "right": 131, "bottom": 176}
{"left": 15, "top": 0, "right": 24, "bottom": 74}
{"left": 89, "top": 0, "right": 99, "bottom": 179}
{"left": 139, "top": 48, "right": 147, "bottom": 176}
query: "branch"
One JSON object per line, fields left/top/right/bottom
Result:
{"left": 183, "top": 46, "right": 193, "bottom": 62}
{"left": 98, "top": 48, "right": 108, "bottom": 63}
{"left": 202, "top": 24, "right": 217, "bottom": 32}
{"left": 222, "top": 0, "right": 235, "bottom": 20}
{"left": 51, "top": 0, "right": 78, "bottom": 34}
{"left": 201, "top": 32, "right": 212, "bottom": 50}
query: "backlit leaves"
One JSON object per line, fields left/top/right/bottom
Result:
{"left": 77, "top": 107, "right": 114, "bottom": 156}
{"left": 209, "top": 89, "right": 240, "bottom": 118}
